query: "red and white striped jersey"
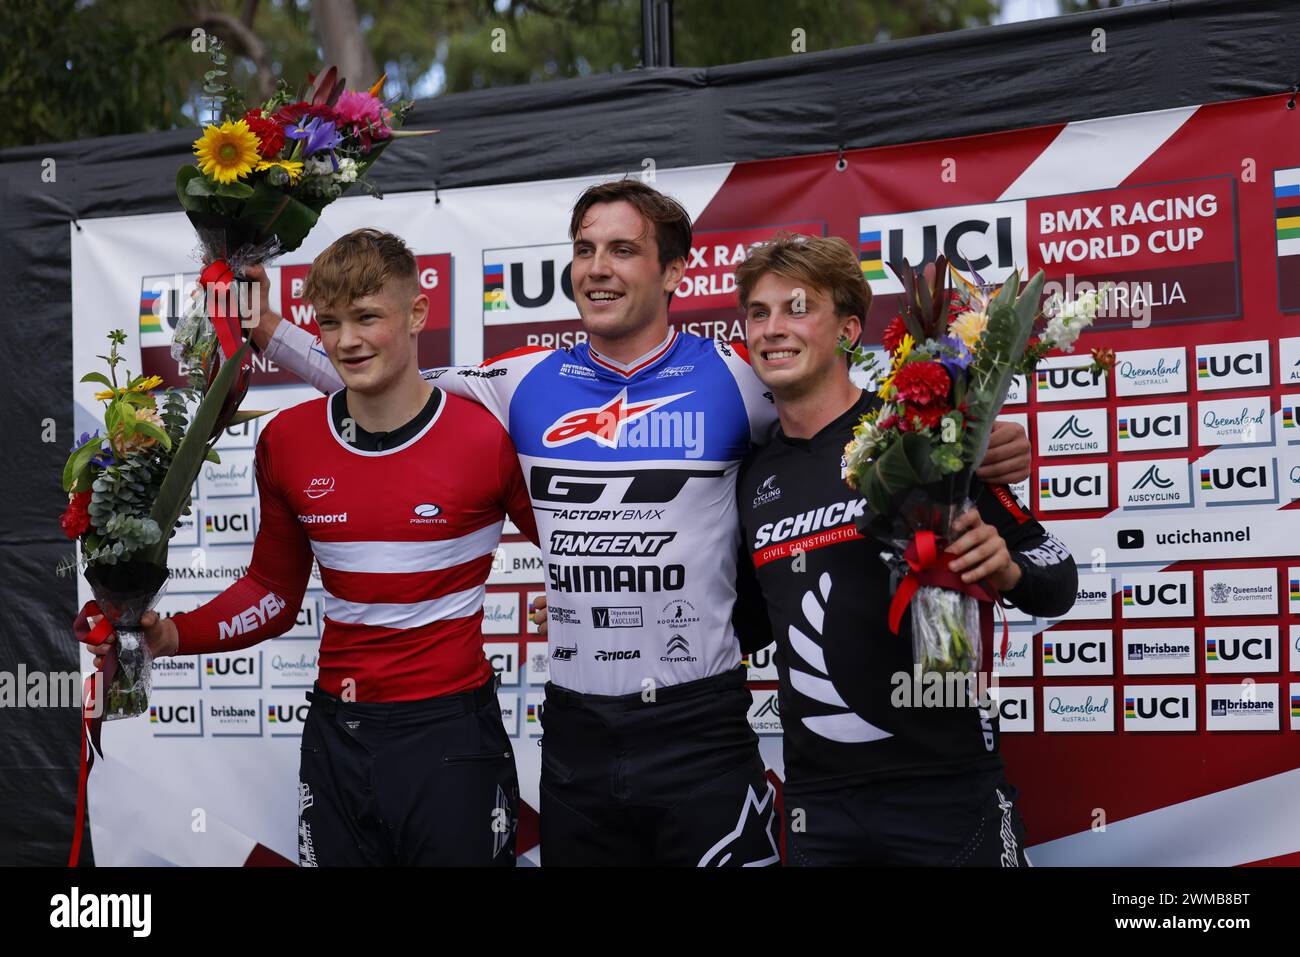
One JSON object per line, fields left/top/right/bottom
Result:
{"left": 172, "top": 388, "right": 538, "bottom": 702}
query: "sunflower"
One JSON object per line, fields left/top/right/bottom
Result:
{"left": 255, "top": 159, "right": 305, "bottom": 184}
{"left": 193, "top": 120, "right": 261, "bottom": 185}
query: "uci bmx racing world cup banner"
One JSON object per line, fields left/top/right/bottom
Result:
{"left": 71, "top": 91, "right": 1299, "bottom": 866}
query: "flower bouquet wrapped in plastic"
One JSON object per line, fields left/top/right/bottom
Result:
{"left": 842, "top": 258, "right": 1108, "bottom": 675}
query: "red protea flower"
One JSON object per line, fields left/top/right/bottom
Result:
{"left": 892, "top": 361, "right": 951, "bottom": 408}
{"left": 903, "top": 403, "right": 946, "bottom": 431}
{"left": 61, "top": 491, "right": 92, "bottom": 540}
{"left": 882, "top": 316, "right": 908, "bottom": 355}
{"left": 271, "top": 101, "right": 340, "bottom": 129}
{"left": 242, "top": 108, "right": 286, "bottom": 158}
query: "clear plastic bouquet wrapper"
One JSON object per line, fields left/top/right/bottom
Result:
{"left": 842, "top": 257, "right": 1110, "bottom": 675}
{"left": 61, "top": 329, "right": 258, "bottom": 720}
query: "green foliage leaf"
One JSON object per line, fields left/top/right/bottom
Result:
{"left": 80, "top": 371, "right": 113, "bottom": 388}
{"left": 141, "top": 343, "right": 250, "bottom": 566}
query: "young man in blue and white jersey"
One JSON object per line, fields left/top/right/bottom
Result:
{"left": 247, "top": 180, "right": 1032, "bottom": 865}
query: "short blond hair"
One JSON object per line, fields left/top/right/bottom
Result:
{"left": 736, "top": 232, "right": 872, "bottom": 321}
{"left": 304, "top": 228, "right": 419, "bottom": 309}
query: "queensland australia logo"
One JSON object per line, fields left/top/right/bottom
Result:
{"left": 753, "top": 475, "right": 782, "bottom": 507}
{"left": 304, "top": 477, "right": 335, "bottom": 499}
{"left": 541, "top": 388, "right": 699, "bottom": 456}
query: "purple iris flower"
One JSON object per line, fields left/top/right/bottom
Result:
{"left": 286, "top": 116, "right": 343, "bottom": 157}
{"left": 74, "top": 430, "right": 113, "bottom": 468}
{"left": 938, "top": 335, "right": 973, "bottom": 381}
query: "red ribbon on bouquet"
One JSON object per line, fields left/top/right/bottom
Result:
{"left": 69, "top": 600, "right": 115, "bottom": 867}
{"left": 199, "top": 259, "right": 248, "bottom": 365}
{"left": 886, "top": 530, "right": 1010, "bottom": 663}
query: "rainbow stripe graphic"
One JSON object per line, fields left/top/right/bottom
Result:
{"left": 1277, "top": 181, "right": 1300, "bottom": 244}
{"left": 1206, "top": 638, "right": 1219, "bottom": 661}
{"left": 1035, "top": 370, "right": 1050, "bottom": 391}
{"left": 1291, "top": 694, "right": 1300, "bottom": 718}
{"left": 1043, "top": 643, "right": 1055, "bottom": 663}
{"left": 1118, "top": 418, "right": 1130, "bottom": 440}
{"left": 526, "top": 704, "right": 539, "bottom": 723}
{"left": 1200, "top": 469, "right": 1212, "bottom": 490}
{"left": 483, "top": 263, "right": 507, "bottom": 311}
{"left": 1284, "top": 407, "right": 1296, "bottom": 430}
{"left": 267, "top": 706, "right": 277, "bottom": 723}
{"left": 1124, "top": 697, "right": 1137, "bottom": 719}
{"left": 139, "top": 289, "right": 163, "bottom": 334}
{"left": 1038, "top": 478, "right": 1052, "bottom": 500}
{"left": 858, "top": 230, "right": 886, "bottom": 280}
{"left": 149, "top": 706, "right": 158, "bottom": 723}
{"left": 206, "top": 658, "right": 215, "bottom": 675}
{"left": 1197, "top": 356, "right": 1210, "bottom": 378}
{"left": 1290, "top": 578, "right": 1300, "bottom": 603}
{"left": 1122, "top": 585, "right": 1135, "bottom": 606}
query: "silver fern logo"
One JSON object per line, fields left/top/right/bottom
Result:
{"left": 789, "top": 572, "right": 892, "bottom": 744}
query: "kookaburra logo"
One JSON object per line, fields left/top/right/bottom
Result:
{"left": 697, "top": 783, "right": 781, "bottom": 867}
{"left": 790, "top": 573, "right": 893, "bottom": 744}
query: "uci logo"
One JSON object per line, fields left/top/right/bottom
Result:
{"left": 1053, "top": 641, "right": 1107, "bottom": 664}
{"left": 207, "top": 657, "right": 254, "bottom": 675}
{"left": 1201, "top": 353, "right": 1263, "bottom": 379}
{"left": 998, "top": 696, "right": 1027, "bottom": 721}
{"left": 267, "top": 703, "right": 310, "bottom": 725}
{"left": 1218, "top": 637, "right": 1271, "bottom": 660}
{"left": 1038, "top": 368, "right": 1100, "bottom": 391}
{"left": 882, "top": 215, "right": 1017, "bottom": 274}
{"left": 1133, "top": 583, "right": 1187, "bottom": 606}
{"left": 1040, "top": 475, "right": 1103, "bottom": 499}
{"left": 1122, "top": 415, "right": 1180, "bottom": 439}
{"left": 497, "top": 257, "right": 575, "bottom": 310}
{"left": 1200, "top": 466, "right": 1267, "bottom": 490}
{"left": 1131, "top": 696, "right": 1190, "bottom": 719}
{"left": 149, "top": 704, "right": 196, "bottom": 724}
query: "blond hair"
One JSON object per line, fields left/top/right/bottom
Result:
{"left": 735, "top": 232, "right": 872, "bottom": 321}
{"left": 303, "top": 228, "right": 419, "bottom": 309}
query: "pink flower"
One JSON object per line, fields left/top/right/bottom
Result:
{"left": 333, "top": 91, "right": 393, "bottom": 149}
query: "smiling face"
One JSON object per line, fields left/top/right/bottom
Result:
{"left": 571, "top": 200, "right": 685, "bottom": 344}
{"left": 744, "top": 271, "right": 860, "bottom": 399}
{"left": 313, "top": 279, "right": 428, "bottom": 397}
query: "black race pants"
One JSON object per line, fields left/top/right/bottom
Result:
{"left": 539, "top": 667, "right": 779, "bottom": 867}
{"left": 298, "top": 677, "right": 518, "bottom": 866}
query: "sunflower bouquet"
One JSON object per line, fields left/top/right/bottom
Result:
{"left": 61, "top": 327, "right": 260, "bottom": 720}
{"left": 175, "top": 38, "right": 428, "bottom": 403}
{"left": 841, "top": 257, "right": 1107, "bottom": 675}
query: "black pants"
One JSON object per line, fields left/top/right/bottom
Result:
{"left": 298, "top": 676, "right": 518, "bottom": 866}
{"left": 539, "top": 667, "right": 779, "bottom": 867}
{"left": 783, "top": 766, "right": 1031, "bottom": 866}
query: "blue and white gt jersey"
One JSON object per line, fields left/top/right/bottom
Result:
{"left": 265, "top": 323, "right": 776, "bottom": 695}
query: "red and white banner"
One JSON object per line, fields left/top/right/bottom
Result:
{"left": 70, "top": 91, "right": 1300, "bottom": 866}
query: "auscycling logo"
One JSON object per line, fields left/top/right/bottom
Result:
{"left": 1052, "top": 417, "right": 1093, "bottom": 440}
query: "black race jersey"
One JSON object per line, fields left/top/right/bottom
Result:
{"left": 737, "top": 390, "right": 1077, "bottom": 792}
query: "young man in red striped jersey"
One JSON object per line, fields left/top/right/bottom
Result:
{"left": 80, "top": 229, "right": 538, "bottom": 866}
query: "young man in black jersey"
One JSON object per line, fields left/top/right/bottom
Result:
{"left": 735, "top": 234, "right": 1078, "bottom": 867}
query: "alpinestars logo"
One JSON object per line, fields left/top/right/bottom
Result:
{"left": 542, "top": 388, "right": 691, "bottom": 448}
{"left": 697, "top": 783, "right": 781, "bottom": 867}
